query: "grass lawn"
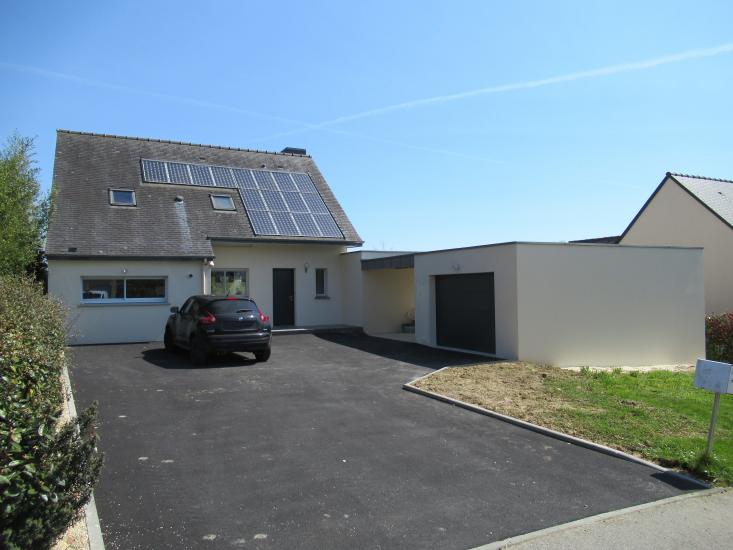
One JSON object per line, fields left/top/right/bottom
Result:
{"left": 414, "top": 363, "right": 733, "bottom": 486}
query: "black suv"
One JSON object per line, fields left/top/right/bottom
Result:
{"left": 164, "top": 295, "right": 272, "bottom": 365}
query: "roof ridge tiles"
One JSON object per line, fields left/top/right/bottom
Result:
{"left": 667, "top": 172, "right": 733, "bottom": 184}
{"left": 56, "top": 129, "right": 311, "bottom": 158}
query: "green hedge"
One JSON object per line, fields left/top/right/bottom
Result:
{"left": 0, "top": 276, "right": 103, "bottom": 550}
{"left": 706, "top": 313, "right": 733, "bottom": 364}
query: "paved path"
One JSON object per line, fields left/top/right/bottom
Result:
{"left": 481, "top": 489, "right": 733, "bottom": 549}
{"left": 69, "top": 334, "right": 700, "bottom": 550}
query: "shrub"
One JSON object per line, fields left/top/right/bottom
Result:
{"left": 706, "top": 313, "right": 733, "bottom": 364}
{"left": 0, "top": 276, "right": 103, "bottom": 550}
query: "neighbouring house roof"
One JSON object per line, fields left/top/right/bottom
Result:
{"left": 620, "top": 172, "right": 733, "bottom": 239}
{"left": 46, "top": 130, "right": 362, "bottom": 259}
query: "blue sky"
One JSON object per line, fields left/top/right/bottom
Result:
{"left": 1, "top": 1, "right": 732, "bottom": 250}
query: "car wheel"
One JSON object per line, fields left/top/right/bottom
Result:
{"left": 254, "top": 348, "right": 271, "bottom": 362}
{"left": 190, "top": 334, "right": 209, "bottom": 366}
{"left": 164, "top": 327, "right": 176, "bottom": 352}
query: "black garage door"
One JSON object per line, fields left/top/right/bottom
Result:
{"left": 435, "top": 273, "right": 495, "bottom": 354}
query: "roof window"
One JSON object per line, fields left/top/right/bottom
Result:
{"left": 210, "top": 194, "right": 236, "bottom": 211}
{"left": 109, "top": 189, "right": 136, "bottom": 206}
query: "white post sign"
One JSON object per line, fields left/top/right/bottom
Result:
{"left": 694, "top": 359, "right": 733, "bottom": 457}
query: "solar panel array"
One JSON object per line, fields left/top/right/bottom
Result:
{"left": 141, "top": 159, "right": 343, "bottom": 238}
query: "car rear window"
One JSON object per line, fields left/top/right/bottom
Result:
{"left": 205, "top": 299, "right": 257, "bottom": 314}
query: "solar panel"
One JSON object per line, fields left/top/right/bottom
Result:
{"left": 248, "top": 210, "right": 278, "bottom": 235}
{"left": 139, "top": 159, "right": 343, "bottom": 238}
{"left": 141, "top": 159, "right": 168, "bottom": 182}
{"left": 190, "top": 164, "right": 215, "bottom": 186}
{"left": 282, "top": 192, "right": 308, "bottom": 213}
{"left": 291, "top": 173, "right": 317, "bottom": 193}
{"left": 292, "top": 213, "right": 321, "bottom": 237}
{"left": 253, "top": 171, "right": 277, "bottom": 190}
{"left": 210, "top": 166, "right": 235, "bottom": 187}
{"left": 302, "top": 193, "right": 329, "bottom": 214}
{"left": 272, "top": 172, "right": 297, "bottom": 192}
{"left": 241, "top": 189, "right": 266, "bottom": 211}
{"left": 261, "top": 190, "right": 287, "bottom": 211}
{"left": 167, "top": 163, "right": 191, "bottom": 184}
{"left": 232, "top": 168, "right": 256, "bottom": 188}
{"left": 313, "top": 213, "right": 343, "bottom": 238}
{"left": 270, "top": 211, "right": 298, "bottom": 235}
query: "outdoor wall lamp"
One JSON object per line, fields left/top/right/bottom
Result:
{"left": 304, "top": 262, "right": 310, "bottom": 273}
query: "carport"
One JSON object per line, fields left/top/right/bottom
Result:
{"left": 341, "top": 251, "right": 416, "bottom": 341}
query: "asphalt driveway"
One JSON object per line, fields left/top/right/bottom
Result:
{"left": 68, "top": 333, "right": 697, "bottom": 550}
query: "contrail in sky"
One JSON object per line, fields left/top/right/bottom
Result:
{"left": 255, "top": 42, "right": 733, "bottom": 141}
{"left": 0, "top": 61, "right": 496, "bottom": 162}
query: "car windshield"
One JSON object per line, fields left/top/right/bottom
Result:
{"left": 205, "top": 298, "right": 256, "bottom": 314}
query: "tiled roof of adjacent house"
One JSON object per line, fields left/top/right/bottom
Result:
{"left": 46, "top": 130, "right": 362, "bottom": 258}
{"left": 620, "top": 171, "right": 733, "bottom": 239}
{"left": 667, "top": 173, "right": 733, "bottom": 228}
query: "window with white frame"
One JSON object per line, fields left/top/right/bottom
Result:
{"left": 81, "top": 277, "right": 166, "bottom": 303}
{"left": 315, "top": 268, "right": 328, "bottom": 297}
{"left": 211, "top": 269, "right": 248, "bottom": 296}
{"left": 210, "top": 194, "right": 236, "bottom": 211}
{"left": 109, "top": 189, "right": 136, "bottom": 206}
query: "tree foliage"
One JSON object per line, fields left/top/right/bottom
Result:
{"left": 0, "top": 134, "right": 48, "bottom": 276}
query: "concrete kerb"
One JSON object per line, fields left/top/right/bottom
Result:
{"left": 402, "top": 369, "right": 709, "bottom": 488}
{"left": 470, "top": 487, "right": 728, "bottom": 550}
{"left": 61, "top": 364, "right": 106, "bottom": 550}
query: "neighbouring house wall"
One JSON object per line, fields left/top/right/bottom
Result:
{"left": 414, "top": 244, "right": 519, "bottom": 359}
{"left": 362, "top": 268, "right": 415, "bottom": 334}
{"left": 621, "top": 178, "right": 733, "bottom": 314}
{"left": 340, "top": 252, "right": 364, "bottom": 327}
{"left": 48, "top": 259, "right": 202, "bottom": 344}
{"left": 212, "top": 243, "right": 347, "bottom": 326}
{"left": 515, "top": 243, "right": 705, "bottom": 367}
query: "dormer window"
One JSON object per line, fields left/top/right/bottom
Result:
{"left": 109, "top": 188, "right": 136, "bottom": 206}
{"left": 210, "top": 194, "right": 236, "bottom": 211}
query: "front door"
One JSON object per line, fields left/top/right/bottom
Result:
{"left": 272, "top": 268, "right": 295, "bottom": 326}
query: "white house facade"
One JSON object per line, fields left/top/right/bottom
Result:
{"left": 47, "top": 131, "right": 706, "bottom": 366}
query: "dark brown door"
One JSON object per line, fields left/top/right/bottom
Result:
{"left": 272, "top": 268, "right": 295, "bottom": 326}
{"left": 435, "top": 273, "right": 495, "bottom": 354}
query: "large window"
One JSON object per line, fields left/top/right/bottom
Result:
{"left": 315, "top": 268, "right": 328, "bottom": 297}
{"left": 211, "top": 269, "right": 248, "bottom": 296}
{"left": 81, "top": 277, "right": 166, "bottom": 303}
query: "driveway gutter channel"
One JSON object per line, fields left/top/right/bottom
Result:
{"left": 403, "top": 367, "right": 709, "bottom": 489}
{"left": 62, "top": 364, "right": 106, "bottom": 550}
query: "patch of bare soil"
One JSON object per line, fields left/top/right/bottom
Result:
{"left": 414, "top": 362, "right": 576, "bottom": 426}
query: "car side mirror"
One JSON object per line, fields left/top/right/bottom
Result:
{"left": 170, "top": 306, "right": 179, "bottom": 314}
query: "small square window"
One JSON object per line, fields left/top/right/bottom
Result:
{"left": 315, "top": 268, "right": 328, "bottom": 297}
{"left": 109, "top": 189, "right": 136, "bottom": 206}
{"left": 210, "top": 194, "right": 236, "bottom": 211}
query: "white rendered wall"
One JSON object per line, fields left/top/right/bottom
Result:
{"left": 515, "top": 243, "right": 705, "bottom": 367}
{"left": 48, "top": 259, "right": 202, "bottom": 344}
{"left": 340, "top": 252, "right": 364, "bottom": 327}
{"left": 414, "top": 244, "right": 519, "bottom": 359}
{"left": 212, "top": 243, "right": 347, "bottom": 326}
{"left": 621, "top": 178, "right": 733, "bottom": 314}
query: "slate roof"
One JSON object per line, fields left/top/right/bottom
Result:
{"left": 46, "top": 130, "right": 362, "bottom": 258}
{"left": 668, "top": 173, "right": 733, "bottom": 228}
{"left": 620, "top": 172, "right": 733, "bottom": 239}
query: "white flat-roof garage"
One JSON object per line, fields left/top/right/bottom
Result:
{"left": 411, "top": 242, "right": 705, "bottom": 367}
